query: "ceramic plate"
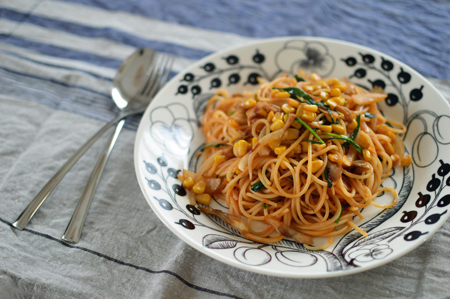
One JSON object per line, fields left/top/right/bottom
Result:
{"left": 134, "top": 37, "right": 450, "bottom": 278}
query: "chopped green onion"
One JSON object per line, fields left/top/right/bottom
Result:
{"left": 364, "top": 112, "right": 376, "bottom": 118}
{"left": 327, "top": 106, "right": 338, "bottom": 124}
{"left": 229, "top": 110, "right": 236, "bottom": 116}
{"left": 264, "top": 203, "right": 267, "bottom": 209}
{"left": 335, "top": 205, "right": 348, "bottom": 223}
{"left": 295, "top": 75, "right": 305, "bottom": 82}
{"left": 251, "top": 181, "right": 265, "bottom": 192}
{"left": 350, "top": 114, "right": 361, "bottom": 141}
{"left": 295, "top": 117, "right": 324, "bottom": 144}
{"left": 201, "top": 142, "right": 227, "bottom": 152}
{"left": 324, "top": 132, "right": 363, "bottom": 153}
{"left": 324, "top": 167, "right": 333, "bottom": 188}
{"left": 308, "top": 140, "right": 323, "bottom": 144}
{"left": 275, "top": 87, "right": 315, "bottom": 104}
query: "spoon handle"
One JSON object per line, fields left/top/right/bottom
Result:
{"left": 12, "top": 113, "right": 125, "bottom": 230}
{"left": 62, "top": 119, "right": 125, "bottom": 243}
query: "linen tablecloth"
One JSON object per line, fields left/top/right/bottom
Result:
{"left": 1, "top": 1, "right": 450, "bottom": 298}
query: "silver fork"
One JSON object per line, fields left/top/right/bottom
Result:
{"left": 61, "top": 53, "right": 174, "bottom": 243}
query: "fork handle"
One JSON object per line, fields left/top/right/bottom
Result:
{"left": 62, "top": 119, "right": 125, "bottom": 243}
{"left": 12, "top": 113, "right": 126, "bottom": 230}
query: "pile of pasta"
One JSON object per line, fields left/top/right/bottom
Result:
{"left": 177, "top": 71, "right": 412, "bottom": 250}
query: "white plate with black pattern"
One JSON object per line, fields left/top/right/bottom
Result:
{"left": 134, "top": 37, "right": 450, "bottom": 278}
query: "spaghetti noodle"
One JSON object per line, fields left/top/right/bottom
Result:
{"left": 178, "top": 71, "right": 412, "bottom": 250}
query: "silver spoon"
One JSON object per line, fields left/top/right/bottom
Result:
{"left": 62, "top": 52, "right": 173, "bottom": 243}
{"left": 13, "top": 48, "right": 172, "bottom": 230}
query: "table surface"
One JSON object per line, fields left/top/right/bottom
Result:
{"left": 1, "top": 1, "right": 450, "bottom": 298}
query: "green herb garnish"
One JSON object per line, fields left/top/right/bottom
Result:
{"left": 324, "top": 132, "right": 363, "bottom": 153}
{"left": 364, "top": 112, "right": 376, "bottom": 118}
{"left": 295, "top": 117, "right": 324, "bottom": 144}
{"left": 275, "top": 87, "right": 315, "bottom": 104}
{"left": 264, "top": 203, "right": 267, "bottom": 209}
{"left": 308, "top": 140, "right": 323, "bottom": 144}
{"left": 327, "top": 106, "right": 339, "bottom": 124}
{"left": 343, "top": 114, "right": 361, "bottom": 148}
{"left": 294, "top": 75, "right": 305, "bottom": 82}
{"left": 229, "top": 110, "right": 236, "bottom": 116}
{"left": 335, "top": 205, "right": 349, "bottom": 223}
{"left": 350, "top": 114, "right": 361, "bottom": 141}
{"left": 201, "top": 142, "right": 227, "bottom": 152}
{"left": 324, "top": 167, "right": 333, "bottom": 188}
{"left": 251, "top": 181, "right": 265, "bottom": 192}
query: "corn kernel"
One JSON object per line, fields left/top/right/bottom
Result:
{"left": 196, "top": 193, "right": 211, "bottom": 205}
{"left": 302, "top": 110, "right": 316, "bottom": 122}
{"left": 257, "top": 109, "right": 267, "bottom": 117}
{"left": 325, "top": 99, "right": 337, "bottom": 109}
{"left": 270, "top": 89, "right": 278, "bottom": 96}
{"left": 182, "top": 177, "right": 194, "bottom": 189}
{"left": 359, "top": 131, "right": 372, "bottom": 149}
{"left": 363, "top": 149, "right": 372, "bottom": 162}
{"left": 321, "top": 125, "right": 332, "bottom": 133}
{"left": 296, "top": 105, "right": 304, "bottom": 118}
{"left": 228, "top": 118, "right": 240, "bottom": 127}
{"left": 275, "top": 91, "right": 291, "bottom": 98}
{"left": 331, "top": 124, "right": 346, "bottom": 134}
{"left": 383, "top": 142, "right": 395, "bottom": 155}
{"left": 304, "top": 104, "right": 318, "bottom": 112}
{"left": 279, "top": 157, "right": 289, "bottom": 169}
{"left": 319, "top": 91, "right": 330, "bottom": 101}
{"left": 274, "top": 146, "right": 287, "bottom": 155}
{"left": 336, "top": 83, "right": 347, "bottom": 92}
{"left": 268, "top": 139, "right": 281, "bottom": 150}
{"left": 301, "top": 141, "right": 309, "bottom": 153}
{"left": 193, "top": 180, "right": 206, "bottom": 194}
{"left": 243, "top": 98, "right": 257, "bottom": 109}
{"left": 233, "top": 140, "right": 248, "bottom": 157}
{"left": 272, "top": 112, "right": 284, "bottom": 122}
{"left": 347, "top": 119, "right": 358, "bottom": 130}
{"left": 327, "top": 78, "right": 340, "bottom": 86}
{"left": 316, "top": 129, "right": 322, "bottom": 135}
{"left": 284, "top": 128, "right": 300, "bottom": 140}
{"left": 270, "top": 120, "right": 285, "bottom": 131}
{"left": 313, "top": 143, "right": 326, "bottom": 151}
{"left": 283, "top": 114, "right": 288, "bottom": 122}
{"left": 330, "top": 88, "right": 341, "bottom": 97}
{"left": 303, "top": 85, "right": 315, "bottom": 93}
{"left": 342, "top": 155, "right": 351, "bottom": 167}
{"left": 214, "top": 155, "right": 226, "bottom": 164}
{"left": 291, "top": 120, "right": 302, "bottom": 129}
{"left": 310, "top": 73, "right": 321, "bottom": 82}
{"left": 282, "top": 103, "right": 295, "bottom": 114}
{"left": 331, "top": 96, "right": 345, "bottom": 106}
{"left": 252, "top": 137, "right": 258, "bottom": 148}
{"left": 328, "top": 153, "right": 342, "bottom": 164}
{"left": 294, "top": 144, "right": 302, "bottom": 154}
{"left": 267, "top": 111, "right": 275, "bottom": 123}
{"left": 287, "top": 99, "right": 300, "bottom": 108}
{"left": 391, "top": 154, "right": 400, "bottom": 165}
{"left": 310, "top": 160, "right": 324, "bottom": 172}
{"left": 400, "top": 155, "right": 413, "bottom": 167}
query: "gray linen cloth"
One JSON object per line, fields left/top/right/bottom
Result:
{"left": 1, "top": 79, "right": 449, "bottom": 298}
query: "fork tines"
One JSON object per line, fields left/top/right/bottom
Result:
{"left": 141, "top": 53, "right": 174, "bottom": 98}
